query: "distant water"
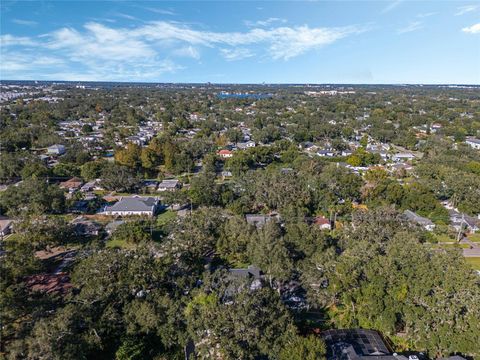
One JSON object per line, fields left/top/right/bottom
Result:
{"left": 216, "top": 93, "right": 273, "bottom": 99}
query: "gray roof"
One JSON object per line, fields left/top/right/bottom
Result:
{"left": 158, "top": 179, "right": 179, "bottom": 188}
{"left": 404, "top": 210, "right": 434, "bottom": 227}
{"left": 106, "top": 197, "right": 158, "bottom": 212}
{"left": 466, "top": 137, "right": 480, "bottom": 145}
{"left": 322, "top": 329, "right": 393, "bottom": 360}
{"left": 245, "top": 214, "right": 274, "bottom": 228}
{"left": 228, "top": 265, "right": 262, "bottom": 280}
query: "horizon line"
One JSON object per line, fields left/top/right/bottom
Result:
{"left": 1, "top": 79, "right": 480, "bottom": 87}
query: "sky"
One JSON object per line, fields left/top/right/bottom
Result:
{"left": 0, "top": 1, "right": 479, "bottom": 84}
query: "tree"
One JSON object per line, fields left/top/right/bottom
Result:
{"left": 111, "top": 221, "right": 151, "bottom": 244}
{"left": 248, "top": 222, "right": 292, "bottom": 287}
{"left": 101, "top": 163, "right": 139, "bottom": 192}
{"left": 279, "top": 335, "right": 326, "bottom": 360}
{"left": 189, "top": 171, "right": 218, "bottom": 206}
{"left": 186, "top": 285, "right": 296, "bottom": 360}
{"left": 0, "top": 178, "right": 65, "bottom": 216}
{"left": 140, "top": 147, "right": 159, "bottom": 171}
{"left": 80, "top": 160, "right": 106, "bottom": 181}
{"left": 115, "top": 143, "right": 142, "bottom": 169}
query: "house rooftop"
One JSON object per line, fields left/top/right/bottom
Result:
{"left": 159, "top": 179, "right": 180, "bottom": 187}
{"left": 404, "top": 210, "right": 434, "bottom": 227}
{"left": 322, "top": 329, "right": 397, "bottom": 360}
{"left": 106, "top": 197, "right": 158, "bottom": 212}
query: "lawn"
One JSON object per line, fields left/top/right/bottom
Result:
{"left": 105, "top": 238, "right": 134, "bottom": 249}
{"left": 465, "top": 257, "right": 480, "bottom": 270}
{"left": 467, "top": 233, "right": 480, "bottom": 243}
{"left": 432, "top": 234, "right": 456, "bottom": 243}
{"left": 156, "top": 210, "right": 177, "bottom": 227}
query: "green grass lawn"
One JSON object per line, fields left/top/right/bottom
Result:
{"left": 439, "top": 243, "right": 470, "bottom": 249}
{"left": 433, "top": 234, "right": 456, "bottom": 243}
{"left": 467, "top": 233, "right": 480, "bottom": 243}
{"left": 156, "top": 210, "right": 176, "bottom": 227}
{"left": 465, "top": 257, "right": 480, "bottom": 270}
{"left": 105, "top": 238, "right": 133, "bottom": 249}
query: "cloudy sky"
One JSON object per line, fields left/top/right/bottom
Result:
{"left": 0, "top": 1, "right": 479, "bottom": 83}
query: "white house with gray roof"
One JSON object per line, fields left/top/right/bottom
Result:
{"left": 104, "top": 196, "right": 159, "bottom": 217}
{"left": 47, "top": 144, "right": 66, "bottom": 155}
{"left": 404, "top": 210, "right": 435, "bottom": 231}
{"left": 466, "top": 137, "right": 480, "bottom": 150}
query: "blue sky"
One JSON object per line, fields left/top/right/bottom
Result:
{"left": 1, "top": 1, "right": 479, "bottom": 83}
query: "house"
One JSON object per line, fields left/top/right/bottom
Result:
{"left": 158, "top": 179, "right": 181, "bottom": 192}
{"left": 71, "top": 218, "right": 102, "bottom": 236}
{"left": 321, "top": 329, "right": 408, "bottom": 360}
{"left": 221, "top": 171, "right": 233, "bottom": 180}
{"left": 236, "top": 141, "right": 256, "bottom": 150}
{"left": 104, "top": 196, "right": 159, "bottom": 217}
{"left": 59, "top": 177, "right": 84, "bottom": 192}
{"left": 245, "top": 214, "right": 276, "bottom": 228}
{"left": 47, "top": 144, "right": 66, "bottom": 155}
{"left": 80, "top": 180, "right": 97, "bottom": 193}
{"left": 225, "top": 265, "right": 263, "bottom": 297}
{"left": 228, "top": 265, "right": 262, "bottom": 282}
{"left": 449, "top": 210, "right": 480, "bottom": 233}
{"left": 0, "top": 216, "right": 13, "bottom": 238}
{"left": 465, "top": 137, "right": 480, "bottom": 150}
{"left": 314, "top": 216, "right": 332, "bottom": 230}
{"left": 393, "top": 153, "right": 415, "bottom": 162}
{"left": 404, "top": 210, "right": 435, "bottom": 231}
{"left": 218, "top": 149, "right": 233, "bottom": 158}
{"left": 317, "top": 149, "right": 335, "bottom": 157}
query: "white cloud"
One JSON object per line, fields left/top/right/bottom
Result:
{"left": 0, "top": 34, "right": 36, "bottom": 46}
{"left": 0, "top": 20, "right": 365, "bottom": 80}
{"left": 416, "top": 12, "right": 436, "bottom": 18}
{"left": 397, "top": 21, "right": 424, "bottom": 34}
{"left": 381, "top": 0, "right": 403, "bottom": 14}
{"left": 220, "top": 48, "right": 254, "bottom": 61}
{"left": 12, "top": 19, "right": 38, "bottom": 26}
{"left": 462, "top": 23, "right": 480, "bottom": 34}
{"left": 133, "top": 21, "right": 364, "bottom": 60}
{"left": 142, "top": 7, "right": 176, "bottom": 16}
{"left": 245, "top": 17, "right": 287, "bottom": 27}
{"left": 455, "top": 5, "right": 478, "bottom": 16}
{"left": 172, "top": 46, "right": 200, "bottom": 59}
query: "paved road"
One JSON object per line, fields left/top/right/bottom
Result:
{"left": 463, "top": 248, "right": 480, "bottom": 257}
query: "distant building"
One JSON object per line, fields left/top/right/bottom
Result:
{"left": 47, "top": 144, "right": 66, "bottom": 155}
{"left": 314, "top": 216, "right": 332, "bottom": 230}
{"left": 449, "top": 210, "right": 480, "bottom": 233}
{"left": 322, "top": 329, "right": 408, "bottom": 360}
{"left": 404, "top": 210, "right": 435, "bottom": 231}
{"left": 0, "top": 216, "right": 13, "bottom": 238}
{"left": 465, "top": 137, "right": 480, "bottom": 150}
{"left": 236, "top": 141, "right": 256, "bottom": 150}
{"left": 71, "top": 217, "right": 102, "bottom": 237}
{"left": 393, "top": 153, "right": 415, "bottom": 162}
{"left": 104, "top": 196, "right": 159, "bottom": 217}
{"left": 245, "top": 214, "right": 276, "bottom": 228}
{"left": 221, "top": 171, "right": 233, "bottom": 180}
{"left": 59, "top": 177, "right": 84, "bottom": 192}
{"left": 80, "top": 180, "right": 97, "bottom": 193}
{"left": 218, "top": 149, "right": 233, "bottom": 158}
{"left": 317, "top": 149, "right": 336, "bottom": 157}
{"left": 158, "top": 179, "right": 180, "bottom": 192}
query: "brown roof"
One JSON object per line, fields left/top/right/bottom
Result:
{"left": 314, "top": 216, "right": 330, "bottom": 226}
{"left": 25, "top": 273, "right": 72, "bottom": 295}
{"left": 59, "top": 177, "right": 83, "bottom": 189}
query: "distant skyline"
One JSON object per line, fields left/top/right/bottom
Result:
{"left": 1, "top": 1, "right": 479, "bottom": 84}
